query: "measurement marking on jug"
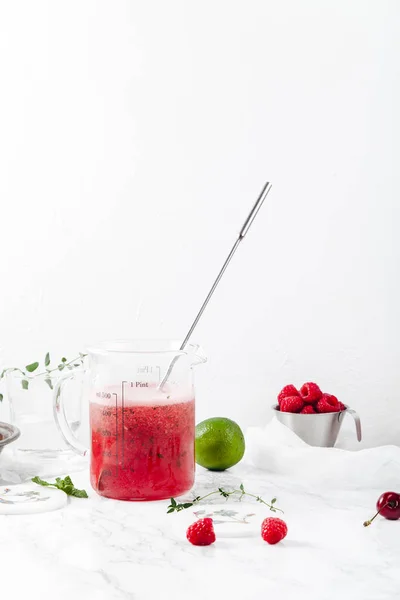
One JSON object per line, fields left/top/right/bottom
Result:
{"left": 122, "top": 381, "right": 127, "bottom": 466}
{"left": 99, "top": 429, "right": 113, "bottom": 437}
{"left": 113, "top": 393, "right": 118, "bottom": 475}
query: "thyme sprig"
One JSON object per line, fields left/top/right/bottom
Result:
{"left": 0, "top": 352, "right": 86, "bottom": 398}
{"left": 167, "top": 483, "right": 282, "bottom": 514}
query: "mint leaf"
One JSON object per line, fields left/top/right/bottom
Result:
{"left": 21, "top": 379, "right": 29, "bottom": 390}
{"left": 60, "top": 476, "right": 73, "bottom": 487}
{"left": 0, "top": 393, "right": 3, "bottom": 402}
{"left": 32, "top": 476, "right": 53, "bottom": 487}
{"left": 32, "top": 475, "right": 88, "bottom": 498}
{"left": 26, "top": 362, "right": 39, "bottom": 373}
{"left": 45, "top": 352, "right": 50, "bottom": 367}
{"left": 70, "top": 488, "right": 88, "bottom": 498}
{"left": 61, "top": 357, "right": 67, "bottom": 363}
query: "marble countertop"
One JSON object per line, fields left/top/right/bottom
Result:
{"left": 1, "top": 462, "right": 399, "bottom": 600}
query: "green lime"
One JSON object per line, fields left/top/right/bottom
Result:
{"left": 195, "top": 417, "right": 245, "bottom": 471}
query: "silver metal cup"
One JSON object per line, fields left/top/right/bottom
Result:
{"left": 271, "top": 404, "right": 362, "bottom": 447}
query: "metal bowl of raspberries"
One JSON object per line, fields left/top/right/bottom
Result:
{"left": 272, "top": 382, "right": 362, "bottom": 447}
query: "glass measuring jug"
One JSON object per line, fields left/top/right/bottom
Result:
{"left": 53, "top": 341, "right": 206, "bottom": 501}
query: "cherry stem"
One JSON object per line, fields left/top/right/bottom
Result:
{"left": 363, "top": 501, "right": 394, "bottom": 527}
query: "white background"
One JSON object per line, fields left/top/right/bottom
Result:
{"left": 0, "top": 1, "right": 399, "bottom": 448}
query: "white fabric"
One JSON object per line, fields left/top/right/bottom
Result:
{"left": 0, "top": 447, "right": 87, "bottom": 485}
{"left": 246, "top": 418, "right": 400, "bottom": 490}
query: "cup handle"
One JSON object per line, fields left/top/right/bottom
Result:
{"left": 346, "top": 407, "right": 362, "bottom": 442}
{"left": 53, "top": 369, "right": 88, "bottom": 456}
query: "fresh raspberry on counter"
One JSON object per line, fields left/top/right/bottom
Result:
{"left": 261, "top": 517, "right": 288, "bottom": 544}
{"left": 186, "top": 518, "right": 216, "bottom": 546}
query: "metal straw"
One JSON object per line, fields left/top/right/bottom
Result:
{"left": 159, "top": 181, "right": 272, "bottom": 389}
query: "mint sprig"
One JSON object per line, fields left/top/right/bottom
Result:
{"left": 167, "top": 484, "right": 282, "bottom": 514}
{"left": 32, "top": 475, "right": 88, "bottom": 498}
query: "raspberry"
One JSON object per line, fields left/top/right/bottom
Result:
{"left": 300, "top": 405, "right": 316, "bottom": 414}
{"left": 338, "top": 401, "right": 346, "bottom": 411}
{"left": 316, "top": 393, "right": 339, "bottom": 413}
{"left": 186, "top": 518, "right": 216, "bottom": 546}
{"left": 300, "top": 382, "right": 323, "bottom": 403}
{"left": 277, "top": 384, "right": 300, "bottom": 406}
{"left": 261, "top": 517, "right": 288, "bottom": 544}
{"left": 280, "top": 395, "right": 304, "bottom": 413}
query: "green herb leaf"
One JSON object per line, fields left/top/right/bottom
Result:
{"left": 21, "top": 379, "right": 29, "bottom": 390}
{"left": 61, "top": 357, "right": 67, "bottom": 363}
{"left": 271, "top": 498, "right": 276, "bottom": 504}
{"left": 170, "top": 497, "right": 177, "bottom": 507}
{"left": 218, "top": 487, "right": 229, "bottom": 498}
{"left": 58, "top": 364, "right": 65, "bottom": 371}
{"left": 0, "top": 394, "right": 3, "bottom": 402}
{"left": 32, "top": 476, "right": 52, "bottom": 487}
{"left": 25, "top": 362, "right": 39, "bottom": 373}
{"left": 70, "top": 488, "right": 88, "bottom": 498}
{"left": 240, "top": 484, "right": 245, "bottom": 492}
{"left": 167, "top": 508, "right": 175, "bottom": 514}
{"left": 182, "top": 502, "right": 193, "bottom": 508}
{"left": 44, "top": 352, "right": 50, "bottom": 367}
{"left": 44, "top": 378, "right": 53, "bottom": 390}
{"left": 32, "top": 475, "right": 88, "bottom": 498}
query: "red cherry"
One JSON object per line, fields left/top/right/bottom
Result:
{"left": 363, "top": 491, "right": 400, "bottom": 527}
{"left": 376, "top": 492, "right": 400, "bottom": 520}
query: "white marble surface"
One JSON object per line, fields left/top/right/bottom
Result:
{"left": 1, "top": 460, "right": 400, "bottom": 600}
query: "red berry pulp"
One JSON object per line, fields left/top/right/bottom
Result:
{"left": 90, "top": 397, "right": 195, "bottom": 500}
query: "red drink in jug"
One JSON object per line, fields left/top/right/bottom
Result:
{"left": 90, "top": 397, "right": 195, "bottom": 500}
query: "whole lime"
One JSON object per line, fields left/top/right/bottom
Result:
{"left": 195, "top": 417, "right": 245, "bottom": 471}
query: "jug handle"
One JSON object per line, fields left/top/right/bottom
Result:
{"left": 53, "top": 370, "right": 88, "bottom": 456}
{"left": 346, "top": 407, "right": 362, "bottom": 442}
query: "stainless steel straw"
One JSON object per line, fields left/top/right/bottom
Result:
{"left": 160, "top": 181, "right": 272, "bottom": 388}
